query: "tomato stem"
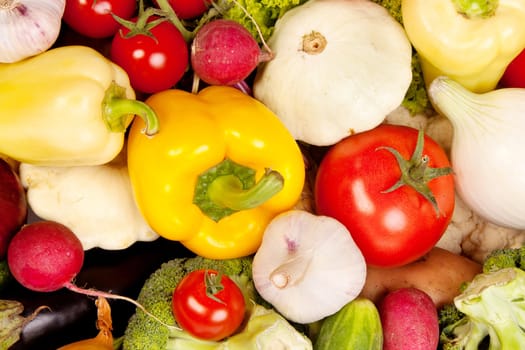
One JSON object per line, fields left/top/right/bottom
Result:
{"left": 204, "top": 271, "right": 226, "bottom": 304}
{"left": 377, "top": 129, "right": 453, "bottom": 216}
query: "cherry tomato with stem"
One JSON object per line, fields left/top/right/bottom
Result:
{"left": 172, "top": 269, "right": 246, "bottom": 341}
{"left": 315, "top": 125, "right": 455, "bottom": 268}
{"left": 63, "top": 0, "right": 137, "bottom": 39}
{"left": 111, "top": 16, "right": 189, "bottom": 94}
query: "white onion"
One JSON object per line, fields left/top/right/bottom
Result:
{"left": 428, "top": 76, "right": 525, "bottom": 229}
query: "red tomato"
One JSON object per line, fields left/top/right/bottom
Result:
{"left": 172, "top": 269, "right": 246, "bottom": 341}
{"left": 110, "top": 17, "right": 189, "bottom": 94}
{"left": 63, "top": 0, "right": 136, "bottom": 38}
{"left": 499, "top": 48, "right": 525, "bottom": 88}
{"left": 314, "top": 125, "right": 455, "bottom": 268}
{"left": 154, "top": 0, "right": 210, "bottom": 19}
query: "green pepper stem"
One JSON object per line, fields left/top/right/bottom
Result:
{"left": 102, "top": 82, "right": 159, "bottom": 136}
{"left": 451, "top": 0, "right": 498, "bottom": 19}
{"left": 207, "top": 169, "right": 284, "bottom": 211}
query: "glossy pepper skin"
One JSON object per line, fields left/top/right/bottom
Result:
{"left": 127, "top": 86, "right": 305, "bottom": 259}
{"left": 402, "top": 0, "right": 525, "bottom": 93}
{"left": 0, "top": 45, "right": 158, "bottom": 166}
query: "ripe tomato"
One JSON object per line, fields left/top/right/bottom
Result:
{"left": 110, "top": 17, "right": 189, "bottom": 94}
{"left": 154, "top": 0, "right": 210, "bottom": 19}
{"left": 172, "top": 269, "right": 246, "bottom": 341}
{"left": 63, "top": 0, "right": 136, "bottom": 38}
{"left": 315, "top": 125, "right": 455, "bottom": 268}
{"left": 499, "top": 48, "right": 525, "bottom": 88}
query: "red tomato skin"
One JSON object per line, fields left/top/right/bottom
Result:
{"left": 314, "top": 125, "right": 455, "bottom": 268}
{"left": 155, "top": 0, "right": 210, "bottom": 19}
{"left": 172, "top": 269, "right": 246, "bottom": 341}
{"left": 110, "top": 18, "right": 189, "bottom": 94}
{"left": 500, "top": 48, "right": 525, "bottom": 88}
{"left": 63, "top": 0, "right": 136, "bottom": 38}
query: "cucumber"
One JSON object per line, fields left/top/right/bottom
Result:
{"left": 314, "top": 297, "right": 383, "bottom": 350}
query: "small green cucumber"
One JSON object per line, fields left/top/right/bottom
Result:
{"left": 314, "top": 297, "right": 383, "bottom": 350}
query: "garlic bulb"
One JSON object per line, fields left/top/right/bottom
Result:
{"left": 0, "top": 0, "right": 65, "bottom": 63}
{"left": 428, "top": 76, "right": 525, "bottom": 229}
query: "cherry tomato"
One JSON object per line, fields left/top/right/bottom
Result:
{"left": 172, "top": 269, "right": 246, "bottom": 341}
{"left": 499, "top": 48, "right": 525, "bottom": 88}
{"left": 315, "top": 125, "right": 455, "bottom": 268}
{"left": 154, "top": 0, "right": 210, "bottom": 19}
{"left": 110, "top": 17, "right": 189, "bottom": 94}
{"left": 63, "top": 0, "right": 136, "bottom": 38}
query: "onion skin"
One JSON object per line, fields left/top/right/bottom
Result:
{"left": 428, "top": 76, "right": 525, "bottom": 229}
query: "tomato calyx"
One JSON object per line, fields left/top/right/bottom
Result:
{"left": 204, "top": 270, "right": 226, "bottom": 304}
{"left": 377, "top": 129, "right": 453, "bottom": 216}
{"left": 112, "top": 0, "right": 194, "bottom": 42}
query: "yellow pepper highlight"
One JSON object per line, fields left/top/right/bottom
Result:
{"left": 402, "top": 0, "right": 525, "bottom": 92}
{"left": 0, "top": 45, "right": 158, "bottom": 166}
{"left": 127, "top": 86, "right": 305, "bottom": 259}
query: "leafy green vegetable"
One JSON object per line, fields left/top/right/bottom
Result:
{"left": 122, "top": 255, "right": 312, "bottom": 350}
{"left": 438, "top": 247, "right": 525, "bottom": 349}
{"left": 214, "top": 0, "right": 308, "bottom": 43}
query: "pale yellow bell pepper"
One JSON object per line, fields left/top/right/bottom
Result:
{"left": 0, "top": 45, "right": 158, "bottom": 166}
{"left": 402, "top": 0, "right": 525, "bottom": 92}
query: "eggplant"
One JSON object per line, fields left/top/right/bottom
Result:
{"left": 1, "top": 237, "right": 193, "bottom": 350}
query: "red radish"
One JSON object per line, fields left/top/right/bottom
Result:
{"left": 379, "top": 287, "right": 440, "bottom": 350}
{"left": 7, "top": 221, "right": 84, "bottom": 292}
{"left": 190, "top": 19, "right": 273, "bottom": 86}
{"left": 0, "top": 159, "right": 27, "bottom": 259}
{"left": 7, "top": 220, "right": 174, "bottom": 326}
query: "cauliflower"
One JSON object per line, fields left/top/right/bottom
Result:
{"left": 385, "top": 107, "right": 525, "bottom": 263}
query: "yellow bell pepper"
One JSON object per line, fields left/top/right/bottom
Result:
{"left": 0, "top": 45, "right": 159, "bottom": 166}
{"left": 127, "top": 86, "right": 305, "bottom": 259}
{"left": 402, "top": 0, "right": 525, "bottom": 92}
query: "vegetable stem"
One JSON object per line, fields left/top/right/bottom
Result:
{"left": 208, "top": 169, "right": 284, "bottom": 211}
{"left": 451, "top": 0, "right": 498, "bottom": 19}
{"left": 102, "top": 81, "right": 160, "bottom": 136}
{"left": 194, "top": 158, "right": 284, "bottom": 221}
{"left": 302, "top": 31, "right": 327, "bottom": 55}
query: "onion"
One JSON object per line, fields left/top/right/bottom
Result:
{"left": 428, "top": 76, "right": 525, "bottom": 229}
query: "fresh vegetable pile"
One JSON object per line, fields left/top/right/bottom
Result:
{"left": 1, "top": 0, "right": 525, "bottom": 349}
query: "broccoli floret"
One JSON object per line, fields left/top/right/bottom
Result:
{"left": 483, "top": 246, "right": 525, "bottom": 273}
{"left": 440, "top": 267, "right": 525, "bottom": 349}
{"left": 439, "top": 303, "right": 465, "bottom": 331}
